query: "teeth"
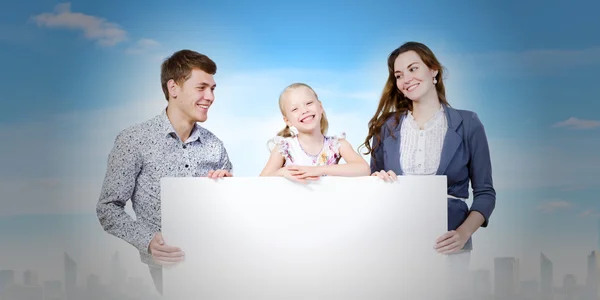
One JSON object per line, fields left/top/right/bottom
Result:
{"left": 301, "top": 115, "right": 314, "bottom": 122}
{"left": 407, "top": 84, "right": 419, "bottom": 91}
{"left": 198, "top": 105, "right": 209, "bottom": 109}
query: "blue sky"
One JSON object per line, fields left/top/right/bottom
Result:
{"left": 2, "top": 0, "right": 600, "bottom": 122}
{"left": 0, "top": 0, "right": 599, "bottom": 289}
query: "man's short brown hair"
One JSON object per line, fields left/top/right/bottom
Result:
{"left": 160, "top": 50, "right": 217, "bottom": 100}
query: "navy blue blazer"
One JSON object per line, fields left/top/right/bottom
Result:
{"left": 369, "top": 104, "right": 496, "bottom": 250}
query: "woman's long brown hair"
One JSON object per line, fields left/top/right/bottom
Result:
{"left": 359, "top": 41, "right": 450, "bottom": 159}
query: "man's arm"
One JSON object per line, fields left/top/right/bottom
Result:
{"left": 219, "top": 142, "right": 233, "bottom": 173}
{"left": 96, "top": 130, "right": 155, "bottom": 254}
{"left": 206, "top": 142, "right": 234, "bottom": 178}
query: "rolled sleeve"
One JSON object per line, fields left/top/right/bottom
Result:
{"left": 467, "top": 113, "right": 496, "bottom": 227}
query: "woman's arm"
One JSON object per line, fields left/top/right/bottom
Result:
{"left": 369, "top": 139, "right": 385, "bottom": 175}
{"left": 435, "top": 113, "right": 496, "bottom": 253}
{"left": 369, "top": 122, "right": 389, "bottom": 174}
{"left": 457, "top": 113, "right": 496, "bottom": 236}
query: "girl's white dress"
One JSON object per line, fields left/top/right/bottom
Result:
{"left": 268, "top": 133, "right": 346, "bottom": 167}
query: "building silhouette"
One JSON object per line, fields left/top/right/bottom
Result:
{"left": 0, "top": 270, "right": 15, "bottom": 295}
{"left": 541, "top": 252, "right": 554, "bottom": 299}
{"left": 494, "top": 257, "right": 520, "bottom": 299}
{"left": 64, "top": 252, "right": 77, "bottom": 300}
{"left": 587, "top": 250, "right": 599, "bottom": 300}
{"left": 43, "top": 280, "right": 63, "bottom": 300}
{"left": 4, "top": 248, "right": 600, "bottom": 300}
{"left": 519, "top": 279, "right": 538, "bottom": 299}
{"left": 0, "top": 251, "right": 161, "bottom": 300}
{"left": 472, "top": 268, "right": 492, "bottom": 298}
{"left": 23, "top": 269, "right": 39, "bottom": 287}
{"left": 563, "top": 274, "right": 577, "bottom": 300}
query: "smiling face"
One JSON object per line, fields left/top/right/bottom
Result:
{"left": 168, "top": 68, "right": 216, "bottom": 123}
{"left": 393, "top": 50, "right": 439, "bottom": 102}
{"left": 280, "top": 86, "right": 324, "bottom": 134}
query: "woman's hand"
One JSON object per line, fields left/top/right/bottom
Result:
{"left": 371, "top": 169, "right": 397, "bottom": 182}
{"left": 434, "top": 229, "right": 470, "bottom": 254}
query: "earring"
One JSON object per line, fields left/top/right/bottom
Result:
{"left": 433, "top": 77, "right": 438, "bottom": 84}
{"left": 289, "top": 126, "right": 299, "bottom": 137}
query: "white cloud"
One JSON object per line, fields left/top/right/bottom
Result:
{"left": 553, "top": 117, "right": 600, "bottom": 130}
{"left": 30, "top": 3, "right": 127, "bottom": 46}
{"left": 29, "top": 2, "right": 160, "bottom": 55}
{"left": 580, "top": 210, "right": 600, "bottom": 218}
{"left": 487, "top": 138, "right": 600, "bottom": 191}
{"left": 516, "top": 47, "right": 600, "bottom": 68}
{"left": 580, "top": 210, "right": 594, "bottom": 217}
{"left": 126, "top": 38, "right": 161, "bottom": 55}
{"left": 536, "top": 200, "right": 572, "bottom": 213}
{"left": 559, "top": 185, "right": 591, "bottom": 192}
{"left": 439, "top": 46, "right": 600, "bottom": 78}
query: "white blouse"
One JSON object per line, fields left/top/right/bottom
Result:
{"left": 400, "top": 106, "right": 448, "bottom": 175}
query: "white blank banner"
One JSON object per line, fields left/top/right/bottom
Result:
{"left": 161, "top": 176, "right": 448, "bottom": 299}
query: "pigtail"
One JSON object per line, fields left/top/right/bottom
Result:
{"left": 276, "top": 125, "right": 294, "bottom": 138}
{"left": 319, "top": 104, "right": 329, "bottom": 136}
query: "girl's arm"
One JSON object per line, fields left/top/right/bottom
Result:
{"left": 259, "top": 147, "right": 285, "bottom": 176}
{"left": 260, "top": 147, "right": 318, "bottom": 183}
{"left": 315, "top": 139, "right": 371, "bottom": 177}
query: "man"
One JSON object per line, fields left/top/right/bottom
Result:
{"left": 96, "top": 49, "right": 233, "bottom": 294}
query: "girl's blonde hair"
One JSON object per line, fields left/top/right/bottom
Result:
{"left": 276, "top": 83, "right": 329, "bottom": 137}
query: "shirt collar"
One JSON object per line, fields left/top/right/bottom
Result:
{"left": 405, "top": 104, "right": 445, "bottom": 129}
{"left": 159, "top": 108, "right": 202, "bottom": 143}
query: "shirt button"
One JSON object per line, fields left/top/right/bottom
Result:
{"left": 185, "top": 164, "right": 189, "bottom": 168}
{"left": 183, "top": 144, "right": 187, "bottom": 149}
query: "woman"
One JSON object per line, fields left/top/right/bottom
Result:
{"left": 360, "top": 41, "right": 496, "bottom": 297}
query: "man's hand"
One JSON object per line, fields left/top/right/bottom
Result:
{"left": 207, "top": 169, "right": 233, "bottom": 178}
{"left": 148, "top": 232, "right": 185, "bottom": 266}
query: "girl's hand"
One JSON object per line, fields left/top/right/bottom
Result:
{"left": 276, "top": 166, "right": 320, "bottom": 184}
{"left": 288, "top": 166, "right": 323, "bottom": 180}
{"left": 371, "top": 169, "right": 397, "bottom": 182}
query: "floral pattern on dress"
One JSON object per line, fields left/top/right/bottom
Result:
{"left": 268, "top": 132, "right": 346, "bottom": 167}
{"left": 273, "top": 136, "right": 294, "bottom": 164}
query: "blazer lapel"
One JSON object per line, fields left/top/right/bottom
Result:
{"left": 436, "top": 105, "right": 464, "bottom": 175}
{"left": 384, "top": 114, "right": 404, "bottom": 175}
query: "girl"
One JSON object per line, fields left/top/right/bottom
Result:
{"left": 260, "top": 83, "right": 370, "bottom": 183}
{"left": 359, "top": 42, "right": 496, "bottom": 298}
